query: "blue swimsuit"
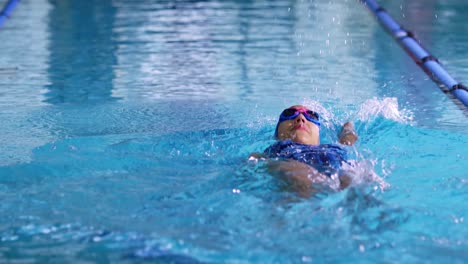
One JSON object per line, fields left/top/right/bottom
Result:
{"left": 263, "top": 140, "right": 348, "bottom": 177}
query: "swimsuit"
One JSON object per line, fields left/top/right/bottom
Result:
{"left": 263, "top": 140, "right": 348, "bottom": 177}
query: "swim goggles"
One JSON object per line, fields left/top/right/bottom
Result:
{"left": 274, "top": 107, "right": 321, "bottom": 136}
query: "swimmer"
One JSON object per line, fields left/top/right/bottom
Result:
{"left": 250, "top": 105, "right": 358, "bottom": 197}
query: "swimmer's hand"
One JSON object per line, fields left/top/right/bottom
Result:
{"left": 339, "top": 122, "right": 358, "bottom": 146}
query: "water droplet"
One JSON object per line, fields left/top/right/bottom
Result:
{"left": 359, "top": 244, "right": 365, "bottom": 252}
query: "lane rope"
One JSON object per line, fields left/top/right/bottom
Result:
{"left": 360, "top": 0, "right": 468, "bottom": 108}
{"left": 0, "top": 0, "right": 20, "bottom": 29}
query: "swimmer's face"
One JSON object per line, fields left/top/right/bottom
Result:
{"left": 276, "top": 105, "right": 320, "bottom": 145}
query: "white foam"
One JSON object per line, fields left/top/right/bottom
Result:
{"left": 301, "top": 99, "right": 335, "bottom": 128}
{"left": 341, "top": 159, "right": 390, "bottom": 192}
{"left": 355, "top": 97, "right": 413, "bottom": 123}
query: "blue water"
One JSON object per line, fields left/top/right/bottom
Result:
{"left": 1, "top": 0, "right": 467, "bottom": 263}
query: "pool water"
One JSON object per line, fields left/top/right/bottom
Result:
{"left": 1, "top": 0, "right": 467, "bottom": 262}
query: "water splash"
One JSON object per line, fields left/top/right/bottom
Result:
{"left": 355, "top": 97, "right": 414, "bottom": 123}
{"left": 341, "top": 159, "right": 390, "bottom": 192}
{"left": 302, "top": 98, "right": 336, "bottom": 129}
{"left": 342, "top": 97, "right": 413, "bottom": 191}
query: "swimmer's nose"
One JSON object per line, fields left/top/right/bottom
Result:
{"left": 295, "top": 114, "right": 306, "bottom": 124}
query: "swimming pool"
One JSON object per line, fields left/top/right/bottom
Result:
{"left": 1, "top": 0, "right": 467, "bottom": 262}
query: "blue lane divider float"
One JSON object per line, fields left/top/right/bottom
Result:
{"left": 360, "top": 0, "right": 468, "bottom": 108}
{"left": 0, "top": 0, "right": 20, "bottom": 29}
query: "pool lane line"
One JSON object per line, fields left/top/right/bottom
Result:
{"left": 0, "top": 0, "right": 20, "bottom": 29}
{"left": 360, "top": 0, "right": 468, "bottom": 108}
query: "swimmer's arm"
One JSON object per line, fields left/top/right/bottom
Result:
{"left": 267, "top": 160, "right": 325, "bottom": 197}
{"left": 270, "top": 161, "right": 352, "bottom": 192}
{"left": 338, "top": 122, "right": 358, "bottom": 146}
{"left": 247, "top": 153, "right": 316, "bottom": 195}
